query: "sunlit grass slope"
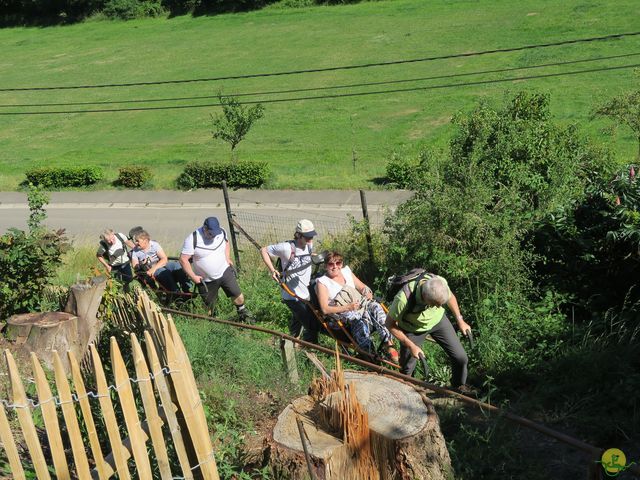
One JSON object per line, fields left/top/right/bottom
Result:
{"left": 0, "top": 0, "right": 639, "bottom": 190}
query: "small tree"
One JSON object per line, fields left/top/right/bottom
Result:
{"left": 211, "top": 94, "right": 264, "bottom": 158}
{"left": 593, "top": 89, "right": 640, "bottom": 160}
{"left": 0, "top": 185, "right": 70, "bottom": 318}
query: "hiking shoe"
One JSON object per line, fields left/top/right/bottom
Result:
{"left": 385, "top": 347, "right": 400, "bottom": 363}
{"left": 454, "top": 384, "right": 478, "bottom": 397}
{"left": 237, "top": 309, "right": 256, "bottom": 324}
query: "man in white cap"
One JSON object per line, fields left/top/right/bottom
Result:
{"left": 180, "top": 216, "right": 253, "bottom": 322}
{"left": 260, "top": 219, "right": 320, "bottom": 343}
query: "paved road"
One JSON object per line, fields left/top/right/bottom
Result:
{"left": 0, "top": 189, "right": 414, "bottom": 249}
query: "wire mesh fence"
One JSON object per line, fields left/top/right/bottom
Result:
{"left": 231, "top": 210, "right": 357, "bottom": 248}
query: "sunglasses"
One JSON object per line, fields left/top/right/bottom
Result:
{"left": 326, "top": 261, "right": 343, "bottom": 267}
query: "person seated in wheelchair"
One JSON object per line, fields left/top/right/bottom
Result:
{"left": 131, "top": 230, "right": 191, "bottom": 294}
{"left": 314, "top": 251, "right": 398, "bottom": 362}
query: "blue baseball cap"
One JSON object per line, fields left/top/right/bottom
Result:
{"left": 203, "top": 217, "right": 223, "bottom": 236}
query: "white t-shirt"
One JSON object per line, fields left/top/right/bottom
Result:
{"left": 97, "top": 233, "right": 129, "bottom": 267}
{"left": 181, "top": 227, "right": 229, "bottom": 281}
{"left": 316, "top": 266, "right": 355, "bottom": 304}
{"left": 267, "top": 240, "right": 313, "bottom": 301}
{"left": 132, "top": 240, "right": 163, "bottom": 267}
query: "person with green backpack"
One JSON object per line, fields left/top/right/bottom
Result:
{"left": 385, "top": 272, "right": 473, "bottom": 393}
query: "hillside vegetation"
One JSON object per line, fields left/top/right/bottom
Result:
{"left": 0, "top": 0, "right": 639, "bottom": 190}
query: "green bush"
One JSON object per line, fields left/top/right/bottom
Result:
{"left": 116, "top": 165, "right": 152, "bottom": 189}
{"left": 102, "top": 0, "right": 165, "bottom": 19}
{"left": 25, "top": 166, "right": 103, "bottom": 189}
{"left": 385, "top": 152, "right": 418, "bottom": 189}
{"left": 0, "top": 187, "right": 70, "bottom": 318}
{"left": 177, "top": 161, "right": 269, "bottom": 189}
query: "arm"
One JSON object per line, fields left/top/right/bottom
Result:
{"left": 351, "top": 273, "right": 373, "bottom": 300}
{"left": 96, "top": 254, "right": 112, "bottom": 273}
{"left": 179, "top": 253, "right": 202, "bottom": 284}
{"left": 447, "top": 292, "right": 471, "bottom": 335}
{"left": 148, "top": 246, "right": 168, "bottom": 277}
{"left": 260, "top": 246, "right": 281, "bottom": 282}
{"left": 385, "top": 314, "right": 423, "bottom": 358}
{"left": 316, "top": 282, "right": 359, "bottom": 315}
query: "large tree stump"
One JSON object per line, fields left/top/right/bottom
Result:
{"left": 270, "top": 371, "right": 452, "bottom": 480}
{"left": 5, "top": 277, "right": 107, "bottom": 373}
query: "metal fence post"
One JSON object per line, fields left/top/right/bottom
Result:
{"left": 359, "top": 190, "right": 375, "bottom": 267}
{"left": 222, "top": 181, "right": 241, "bottom": 271}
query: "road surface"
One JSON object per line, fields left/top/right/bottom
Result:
{"left": 0, "top": 189, "right": 414, "bottom": 250}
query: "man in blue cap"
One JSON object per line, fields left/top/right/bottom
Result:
{"left": 179, "top": 217, "right": 254, "bottom": 322}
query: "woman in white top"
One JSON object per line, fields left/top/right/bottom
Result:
{"left": 315, "top": 251, "right": 398, "bottom": 361}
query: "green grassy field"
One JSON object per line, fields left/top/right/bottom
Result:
{"left": 0, "top": 0, "right": 639, "bottom": 190}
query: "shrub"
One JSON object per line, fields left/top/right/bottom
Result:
{"left": 385, "top": 152, "right": 417, "bottom": 189}
{"left": 102, "top": 0, "right": 165, "bottom": 19}
{"left": 177, "top": 161, "right": 269, "bottom": 189}
{"left": 25, "top": 166, "right": 103, "bottom": 189}
{"left": 116, "top": 165, "right": 152, "bottom": 189}
{"left": 0, "top": 186, "right": 70, "bottom": 318}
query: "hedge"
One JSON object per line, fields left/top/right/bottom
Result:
{"left": 177, "top": 161, "right": 269, "bottom": 189}
{"left": 116, "top": 165, "right": 152, "bottom": 188}
{"left": 25, "top": 166, "right": 103, "bottom": 189}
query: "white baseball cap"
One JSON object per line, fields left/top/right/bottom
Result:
{"left": 295, "top": 219, "right": 317, "bottom": 238}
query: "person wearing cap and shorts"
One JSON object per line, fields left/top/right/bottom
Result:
{"left": 179, "top": 217, "right": 253, "bottom": 322}
{"left": 260, "top": 219, "right": 320, "bottom": 343}
{"left": 385, "top": 273, "right": 473, "bottom": 393}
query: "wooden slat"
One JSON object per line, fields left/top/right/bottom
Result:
{"left": 162, "top": 323, "right": 219, "bottom": 480}
{"left": 143, "top": 330, "right": 194, "bottom": 480}
{"left": 0, "top": 401, "right": 25, "bottom": 479}
{"left": 130, "top": 333, "right": 172, "bottom": 480}
{"left": 68, "top": 350, "right": 109, "bottom": 480}
{"left": 89, "top": 344, "right": 131, "bottom": 480}
{"left": 52, "top": 351, "right": 92, "bottom": 480}
{"left": 110, "top": 337, "right": 153, "bottom": 479}
{"left": 165, "top": 315, "right": 218, "bottom": 475}
{"left": 30, "top": 352, "right": 71, "bottom": 479}
{"left": 4, "top": 349, "right": 51, "bottom": 480}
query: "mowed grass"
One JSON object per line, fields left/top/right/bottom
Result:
{"left": 0, "top": 0, "right": 639, "bottom": 190}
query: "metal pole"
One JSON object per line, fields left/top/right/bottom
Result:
{"left": 222, "top": 180, "right": 241, "bottom": 271}
{"left": 359, "top": 190, "right": 375, "bottom": 266}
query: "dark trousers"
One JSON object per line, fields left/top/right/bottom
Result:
{"left": 112, "top": 263, "right": 133, "bottom": 282}
{"left": 283, "top": 299, "right": 319, "bottom": 344}
{"left": 197, "top": 266, "right": 242, "bottom": 309}
{"left": 399, "top": 313, "right": 468, "bottom": 387}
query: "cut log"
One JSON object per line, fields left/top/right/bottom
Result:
{"left": 5, "top": 277, "right": 107, "bottom": 373}
{"left": 270, "top": 371, "right": 452, "bottom": 480}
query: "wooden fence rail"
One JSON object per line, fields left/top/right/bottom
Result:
{"left": 0, "top": 291, "right": 218, "bottom": 480}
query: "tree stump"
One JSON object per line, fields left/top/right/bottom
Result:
{"left": 5, "top": 277, "right": 107, "bottom": 373}
{"left": 270, "top": 371, "right": 452, "bottom": 480}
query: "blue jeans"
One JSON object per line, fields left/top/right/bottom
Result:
{"left": 155, "top": 261, "right": 191, "bottom": 293}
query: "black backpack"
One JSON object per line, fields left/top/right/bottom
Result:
{"left": 100, "top": 232, "right": 130, "bottom": 261}
{"left": 276, "top": 241, "right": 313, "bottom": 278}
{"left": 192, "top": 228, "right": 227, "bottom": 251}
{"left": 386, "top": 268, "right": 433, "bottom": 314}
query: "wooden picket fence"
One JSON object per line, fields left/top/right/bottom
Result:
{"left": 0, "top": 291, "right": 219, "bottom": 479}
